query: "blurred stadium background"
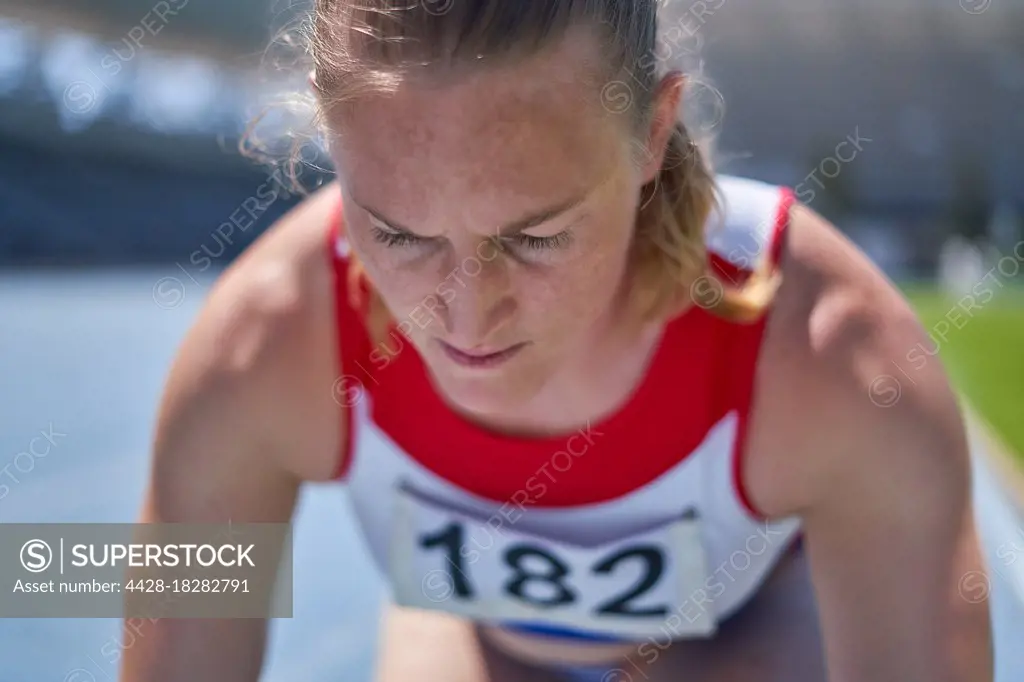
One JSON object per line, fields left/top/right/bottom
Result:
{"left": 0, "top": 0, "right": 1023, "bottom": 680}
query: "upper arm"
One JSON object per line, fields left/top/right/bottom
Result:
{"left": 121, "top": 185, "right": 345, "bottom": 682}
{"left": 143, "top": 283, "right": 304, "bottom": 525}
{"left": 121, "top": 266, "right": 308, "bottom": 681}
{"left": 775, "top": 206, "right": 994, "bottom": 682}
{"left": 143, "top": 181, "right": 347, "bottom": 523}
{"left": 801, "top": 318, "right": 991, "bottom": 682}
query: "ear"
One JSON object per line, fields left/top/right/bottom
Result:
{"left": 637, "top": 71, "right": 685, "bottom": 184}
{"left": 308, "top": 69, "right": 317, "bottom": 90}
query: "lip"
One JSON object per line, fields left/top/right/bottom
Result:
{"left": 438, "top": 340, "right": 527, "bottom": 369}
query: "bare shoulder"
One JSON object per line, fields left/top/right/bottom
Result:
{"left": 159, "top": 180, "right": 345, "bottom": 483}
{"left": 745, "top": 202, "right": 969, "bottom": 517}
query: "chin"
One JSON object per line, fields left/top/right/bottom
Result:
{"left": 426, "top": 356, "right": 549, "bottom": 416}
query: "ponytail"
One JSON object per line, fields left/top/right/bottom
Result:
{"left": 630, "top": 123, "right": 781, "bottom": 325}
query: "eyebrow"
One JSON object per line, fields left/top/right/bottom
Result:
{"left": 351, "top": 192, "right": 589, "bottom": 237}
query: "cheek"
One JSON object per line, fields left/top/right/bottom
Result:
{"left": 519, "top": 249, "right": 627, "bottom": 331}
{"left": 372, "top": 268, "right": 443, "bottom": 327}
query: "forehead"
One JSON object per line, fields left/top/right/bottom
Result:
{"left": 329, "top": 30, "right": 626, "bottom": 223}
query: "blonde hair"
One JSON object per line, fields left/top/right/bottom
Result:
{"left": 246, "top": 0, "right": 780, "bottom": 328}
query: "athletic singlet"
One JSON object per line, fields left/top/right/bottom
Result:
{"left": 327, "top": 174, "right": 802, "bottom": 643}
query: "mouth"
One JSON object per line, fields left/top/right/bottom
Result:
{"left": 437, "top": 340, "right": 528, "bottom": 369}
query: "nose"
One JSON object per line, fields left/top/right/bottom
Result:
{"left": 436, "top": 242, "right": 515, "bottom": 346}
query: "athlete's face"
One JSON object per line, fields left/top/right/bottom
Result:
{"left": 328, "top": 30, "right": 670, "bottom": 415}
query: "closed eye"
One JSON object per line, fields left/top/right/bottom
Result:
{"left": 368, "top": 215, "right": 425, "bottom": 248}
{"left": 512, "top": 231, "right": 574, "bottom": 250}
{"left": 507, "top": 213, "right": 585, "bottom": 251}
{"left": 370, "top": 225, "right": 421, "bottom": 247}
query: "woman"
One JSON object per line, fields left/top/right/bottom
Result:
{"left": 122, "top": 1, "right": 994, "bottom": 680}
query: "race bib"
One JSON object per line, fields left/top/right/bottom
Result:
{"left": 389, "top": 486, "right": 716, "bottom": 638}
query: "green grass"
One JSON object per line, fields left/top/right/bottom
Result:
{"left": 904, "top": 286, "right": 1024, "bottom": 462}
